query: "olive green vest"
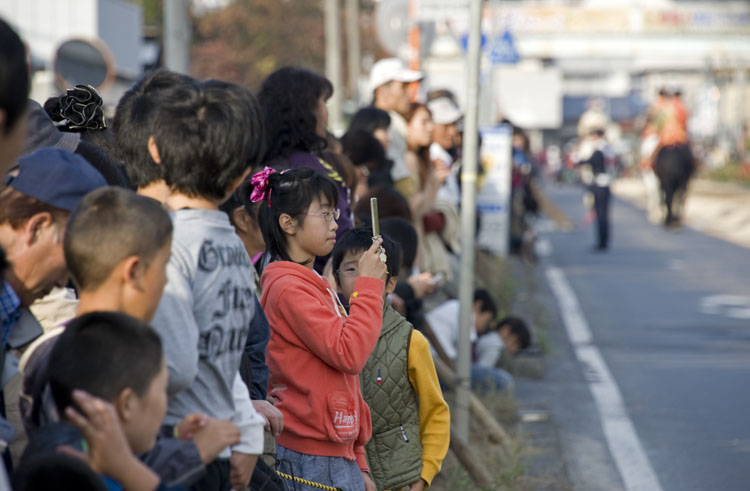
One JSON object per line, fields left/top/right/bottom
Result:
{"left": 361, "top": 305, "right": 423, "bottom": 491}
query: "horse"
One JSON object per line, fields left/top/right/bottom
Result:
{"left": 654, "top": 143, "right": 694, "bottom": 226}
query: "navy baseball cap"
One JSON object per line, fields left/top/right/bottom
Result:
{"left": 4, "top": 147, "right": 107, "bottom": 212}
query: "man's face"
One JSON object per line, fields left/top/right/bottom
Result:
{"left": 499, "top": 326, "right": 521, "bottom": 355}
{"left": 512, "top": 133, "right": 525, "bottom": 151}
{"left": 474, "top": 309, "right": 494, "bottom": 335}
{"left": 4, "top": 214, "right": 69, "bottom": 306}
{"left": 373, "top": 127, "right": 391, "bottom": 151}
{"left": 121, "top": 357, "right": 168, "bottom": 455}
{"left": 433, "top": 122, "right": 458, "bottom": 151}
{"left": 0, "top": 108, "right": 28, "bottom": 177}
{"left": 377, "top": 81, "right": 411, "bottom": 116}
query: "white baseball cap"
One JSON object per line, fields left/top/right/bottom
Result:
{"left": 369, "top": 58, "right": 424, "bottom": 93}
{"left": 427, "top": 97, "right": 462, "bottom": 125}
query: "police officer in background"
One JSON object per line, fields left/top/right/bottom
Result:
{"left": 578, "top": 129, "right": 613, "bottom": 251}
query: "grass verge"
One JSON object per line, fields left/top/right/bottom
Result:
{"left": 705, "top": 162, "right": 750, "bottom": 187}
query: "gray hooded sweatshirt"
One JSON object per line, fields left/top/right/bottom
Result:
{"left": 150, "top": 209, "right": 264, "bottom": 457}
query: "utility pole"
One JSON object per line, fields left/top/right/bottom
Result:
{"left": 325, "top": 0, "right": 344, "bottom": 134}
{"left": 407, "top": 0, "right": 420, "bottom": 101}
{"left": 455, "top": 0, "right": 483, "bottom": 443}
{"left": 164, "top": 0, "right": 191, "bottom": 74}
{"left": 345, "top": 0, "right": 360, "bottom": 104}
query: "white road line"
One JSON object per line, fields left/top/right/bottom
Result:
{"left": 699, "top": 294, "right": 750, "bottom": 320}
{"left": 546, "top": 266, "right": 663, "bottom": 491}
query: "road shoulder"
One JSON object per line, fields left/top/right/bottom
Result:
{"left": 511, "top": 256, "right": 626, "bottom": 491}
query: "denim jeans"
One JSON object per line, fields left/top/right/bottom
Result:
{"left": 470, "top": 364, "right": 515, "bottom": 394}
{"left": 276, "top": 444, "right": 364, "bottom": 491}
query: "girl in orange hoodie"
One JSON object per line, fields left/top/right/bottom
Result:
{"left": 253, "top": 167, "right": 387, "bottom": 491}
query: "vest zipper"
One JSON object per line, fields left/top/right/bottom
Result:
{"left": 400, "top": 424, "right": 409, "bottom": 442}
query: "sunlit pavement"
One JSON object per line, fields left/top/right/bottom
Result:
{"left": 612, "top": 177, "right": 750, "bottom": 249}
{"left": 516, "top": 182, "right": 750, "bottom": 491}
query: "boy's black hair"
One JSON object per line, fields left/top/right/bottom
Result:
{"left": 48, "top": 311, "right": 163, "bottom": 418}
{"left": 474, "top": 289, "right": 497, "bottom": 318}
{"left": 219, "top": 175, "right": 266, "bottom": 240}
{"left": 258, "top": 66, "right": 333, "bottom": 161}
{"left": 258, "top": 167, "right": 339, "bottom": 265}
{"left": 348, "top": 106, "right": 391, "bottom": 135}
{"left": 13, "top": 452, "right": 108, "bottom": 491}
{"left": 113, "top": 69, "right": 196, "bottom": 188}
{"left": 354, "top": 185, "right": 412, "bottom": 224}
{"left": 64, "top": 187, "right": 173, "bottom": 291}
{"left": 153, "top": 79, "right": 265, "bottom": 201}
{"left": 0, "top": 18, "right": 30, "bottom": 134}
{"left": 380, "top": 217, "right": 417, "bottom": 272}
{"left": 219, "top": 175, "right": 258, "bottom": 226}
{"left": 496, "top": 316, "right": 532, "bottom": 351}
{"left": 331, "top": 227, "right": 401, "bottom": 287}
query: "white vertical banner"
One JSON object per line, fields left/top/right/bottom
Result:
{"left": 477, "top": 124, "right": 512, "bottom": 256}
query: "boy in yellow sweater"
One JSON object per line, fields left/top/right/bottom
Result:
{"left": 333, "top": 228, "right": 450, "bottom": 491}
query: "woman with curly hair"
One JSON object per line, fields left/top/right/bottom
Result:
{"left": 257, "top": 67, "right": 353, "bottom": 271}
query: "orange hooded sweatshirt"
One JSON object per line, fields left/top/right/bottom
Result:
{"left": 260, "top": 261, "right": 384, "bottom": 469}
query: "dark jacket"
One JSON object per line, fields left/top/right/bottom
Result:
{"left": 20, "top": 423, "right": 188, "bottom": 490}
{"left": 243, "top": 295, "right": 270, "bottom": 400}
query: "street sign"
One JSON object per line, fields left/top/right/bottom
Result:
{"left": 459, "top": 33, "right": 487, "bottom": 53}
{"left": 459, "top": 30, "right": 519, "bottom": 64}
{"left": 490, "top": 30, "right": 519, "bottom": 64}
{"left": 477, "top": 124, "right": 513, "bottom": 257}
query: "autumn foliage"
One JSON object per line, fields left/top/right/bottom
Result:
{"left": 190, "top": 0, "right": 326, "bottom": 91}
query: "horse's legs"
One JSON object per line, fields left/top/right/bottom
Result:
{"left": 673, "top": 184, "right": 686, "bottom": 222}
{"left": 663, "top": 183, "right": 676, "bottom": 226}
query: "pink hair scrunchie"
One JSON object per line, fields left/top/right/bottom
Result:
{"left": 249, "top": 167, "right": 277, "bottom": 206}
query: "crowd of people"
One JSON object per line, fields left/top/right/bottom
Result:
{"left": 0, "top": 17, "right": 533, "bottom": 491}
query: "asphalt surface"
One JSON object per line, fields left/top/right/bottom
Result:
{"left": 612, "top": 177, "right": 750, "bottom": 248}
{"left": 517, "top": 182, "right": 750, "bottom": 491}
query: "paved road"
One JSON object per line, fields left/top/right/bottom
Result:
{"left": 522, "top": 182, "right": 750, "bottom": 491}
{"left": 612, "top": 177, "right": 750, "bottom": 248}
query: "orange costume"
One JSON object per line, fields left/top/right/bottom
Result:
{"left": 659, "top": 97, "right": 689, "bottom": 147}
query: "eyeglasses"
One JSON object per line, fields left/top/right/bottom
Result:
{"left": 302, "top": 208, "right": 341, "bottom": 222}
